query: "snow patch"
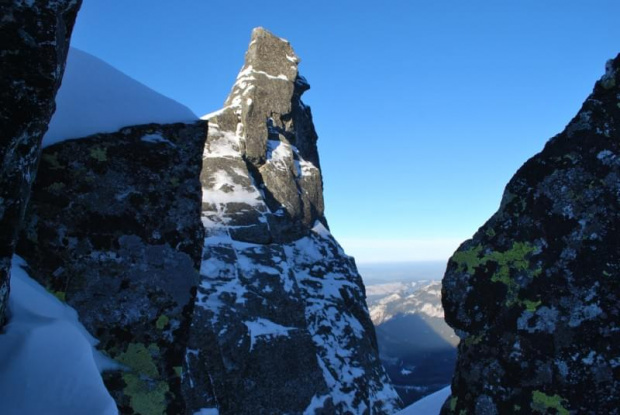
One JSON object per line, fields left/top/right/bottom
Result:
{"left": 395, "top": 386, "right": 451, "bottom": 415}
{"left": 141, "top": 133, "right": 176, "bottom": 147}
{"left": 244, "top": 318, "right": 295, "bottom": 351}
{"left": 0, "top": 256, "right": 117, "bottom": 415}
{"left": 193, "top": 409, "right": 219, "bottom": 415}
{"left": 44, "top": 48, "right": 197, "bottom": 146}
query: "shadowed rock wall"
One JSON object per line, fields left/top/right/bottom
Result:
{"left": 0, "top": 0, "right": 81, "bottom": 327}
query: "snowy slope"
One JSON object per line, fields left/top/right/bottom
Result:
{"left": 395, "top": 386, "right": 450, "bottom": 415}
{"left": 0, "top": 257, "right": 117, "bottom": 415}
{"left": 43, "top": 48, "right": 197, "bottom": 146}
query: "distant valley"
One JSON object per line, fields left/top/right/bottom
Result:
{"left": 361, "top": 263, "right": 458, "bottom": 407}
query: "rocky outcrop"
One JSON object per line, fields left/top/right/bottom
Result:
{"left": 441, "top": 54, "right": 620, "bottom": 414}
{"left": 0, "top": 0, "right": 81, "bottom": 327}
{"left": 18, "top": 121, "right": 207, "bottom": 414}
{"left": 184, "top": 28, "right": 401, "bottom": 414}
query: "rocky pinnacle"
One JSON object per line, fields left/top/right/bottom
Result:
{"left": 202, "top": 27, "right": 325, "bottom": 244}
{"left": 185, "top": 28, "right": 402, "bottom": 414}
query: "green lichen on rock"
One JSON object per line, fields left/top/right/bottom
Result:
{"left": 522, "top": 299, "right": 542, "bottom": 312}
{"left": 452, "top": 241, "right": 538, "bottom": 305}
{"left": 441, "top": 54, "right": 620, "bottom": 414}
{"left": 487, "top": 242, "right": 537, "bottom": 283}
{"left": 449, "top": 396, "right": 458, "bottom": 411}
{"left": 122, "top": 373, "right": 169, "bottom": 415}
{"left": 117, "top": 343, "right": 170, "bottom": 415}
{"left": 452, "top": 244, "right": 484, "bottom": 274}
{"left": 53, "top": 291, "right": 66, "bottom": 302}
{"left": 531, "top": 391, "right": 569, "bottom": 415}
{"left": 89, "top": 146, "right": 108, "bottom": 162}
{"left": 117, "top": 343, "right": 159, "bottom": 378}
{"left": 155, "top": 315, "right": 169, "bottom": 330}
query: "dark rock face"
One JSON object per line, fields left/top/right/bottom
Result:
{"left": 184, "top": 28, "right": 401, "bottom": 414}
{"left": 18, "top": 122, "right": 207, "bottom": 415}
{"left": 441, "top": 55, "right": 620, "bottom": 414}
{"left": 0, "top": 0, "right": 81, "bottom": 327}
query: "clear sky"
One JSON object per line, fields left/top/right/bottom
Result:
{"left": 70, "top": 0, "right": 620, "bottom": 263}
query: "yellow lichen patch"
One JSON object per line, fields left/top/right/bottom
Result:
{"left": 53, "top": 291, "right": 66, "bottom": 302}
{"left": 531, "top": 391, "right": 569, "bottom": 415}
{"left": 117, "top": 343, "right": 169, "bottom": 414}
{"left": 488, "top": 242, "right": 537, "bottom": 306}
{"left": 89, "top": 147, "right": 108, "bottom": 162}
{"left": 156, "top": 315, "right": 169, "bottom": 330}
{"left": 117, "top": 343, "right": 159, "bottom": 378}
{"left": 452, "top": 244, "right": 484, "bottom": 274}
{"left": 522, "top": 299, "right": 542, "bottom": 312}
{"left": 122, "top": 373, "right": 169, "bottom": 415}
{"left": 452, "top": 242, "right": 538, "bottom": 307}
{"left": 449, "top": 396, "right": 458, "bottom": 411}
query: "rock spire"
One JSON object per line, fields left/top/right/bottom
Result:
{"left": 186, "top": 28, "right": 402, "bottom": 414}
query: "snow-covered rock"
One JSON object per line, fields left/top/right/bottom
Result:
{"left": 19, "top": 121, "right": 208, "bottom": 414}
{"left": 395, "top": 386, "right": 450, "bottom": 415}
{"left": 43, "top": 48, "right": 197, "bottom": 146}
{"left": 184, "top": 28, "right": 401, "bottom": 414}
{"left": 0, "top": 256, "right": 117, "bottom": 415}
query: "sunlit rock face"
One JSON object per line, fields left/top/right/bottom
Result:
{"left": 18, "top": 122, "right": 208, "bottom": 415}
{"left": 441, "top": 54, "right": 620, "bottom": 415}
{"left": 184, "top": 28, "right": 402, "bottom": 414}
{"left": 0, "top": 0, "right": 81, "bottom": 328}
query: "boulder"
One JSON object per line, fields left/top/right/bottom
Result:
{"left": 441, "top": 55, "right": 620, "bottom": 414}
{"left": 19, "top": 121, "right": 207, "bottom": 415}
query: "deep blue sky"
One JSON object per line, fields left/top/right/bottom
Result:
{"left": 71, "top": 1, "right": 620, "bottom": 263}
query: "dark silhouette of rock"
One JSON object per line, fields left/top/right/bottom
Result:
{"left": 185, "top": 28, "right": 402, "bottom": 414}
{"left": 441, "top": 54, "right": 620, "bottom": 414}
{"left": 19, "top": 122, "right": 207, "bottom": 415}
{"left": 0, "top": 0, "right": 81, "bottom": 328}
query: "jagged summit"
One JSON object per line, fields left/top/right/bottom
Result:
{"left": 202, "top": 27, "right": 324, "bottom": 243}
{"left": 234, "top": 26, "right": 300, "bottom": 86}
{"left": 185, "top": 28, "right": 402, "bottom": 414}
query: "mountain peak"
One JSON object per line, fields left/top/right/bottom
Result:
{"left": 206, "top": 28, "right": 324, "bottom": 242}
{"left": 244, "top": 27, "right": 300, "bottom": 81}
